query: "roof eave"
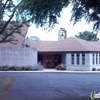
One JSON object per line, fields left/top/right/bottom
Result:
{"left": 38, "top": 51, "right": 100, "bottom": 54}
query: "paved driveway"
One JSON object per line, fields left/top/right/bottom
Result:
{"left": 0, "top": 72, "right": 100, "bottom": 99}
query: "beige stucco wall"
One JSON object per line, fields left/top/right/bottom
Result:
{"left": 89, "top": 53, "right": 100, "bottom": 70}
{"left": 62, "top": 54, "right": 66, "bottom": 64}
{"left": 0, "top": 47, "right": 37, "bottom": 67}
{"left": 64, "top": 53, "right": 90, "bottom": 71}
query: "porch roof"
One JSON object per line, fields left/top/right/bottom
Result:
{"left": 26, "top": 37, "right": 100, "bottom": 52}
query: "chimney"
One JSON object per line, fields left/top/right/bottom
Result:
{"left": 58, "top": 28, "right": 67, "bottom": 41}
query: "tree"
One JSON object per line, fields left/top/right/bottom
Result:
{"left": 25, "top": 36, "right": 40, "bottom": 41}
{"left": 19, "top": 0, "right": 69, "bottom": 29}
{"left": 0, "top": 0, "right": 29, "bottom": 44}
{"left": 19, "top": 0, "right": 100, "bottom": 31}
{"left": 1, "top": 0, "right": 100, "bottom": 44}
{"left": 70, "top": 0, "right": 100, "bottom": 31}
{"left": 75, "top": 31, "right": 100, "bottom": 41}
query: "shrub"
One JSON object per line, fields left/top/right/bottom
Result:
{"left": 92, "top": 68, "right": 96, "bottom": 71}
{"left": 20, "top": 66, "right": 26, "bottom": 70}
{"left": 15, "top": 67, "right": 23, "bottom": 71}
{"left": 56, "top": 64, "right": 66, "bottom": 70}
{"left": 97, "top": 69, "right": 100, "bottom": 71}
{"left": 33, "top": 62, "right": 44, "bottom": 70}
{"left": 9, "top": 66, "right": 32, "bottom": 71}
{"left": 9, "top": 66, "right": 16, "bottom": 70}
{"left": 60, "top": 64, "right": 66, "bottom": 70}
{"left": 0, "top": 65, "right": 9, "bottom": 71}
{"left": 56, "top": 65, "right": 61, "bottom": 70}
{"left": 0, "top": 65, "right": 36, "bottom": 71}
{"left": 0, "top": 66, "right": 4, "bottom": 71}
{"left": 24, "top": 66, "right": 32, "bottom": 71}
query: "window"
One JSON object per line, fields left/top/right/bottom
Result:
{"left": 77, "top": 54, "right": 79, "bottom": 65}
{"left": 38, "top": 55, "right": 43, "bottom": 64}
{"left": 99, "top": 54, "right": 100, "bottom": 64}
{"left": 82, "top": 54, "right": 85, "bottom": 65}
{"left": 71, "top": 53, "right": 85, "bottom": 65}
{"left": 71, "top": 54, "right": 74, "bottom": 64}
{"left": 93, "top": 54, "right": 94, "bottom": 65}
{"left": 96, "top": 54, "right": 98, "bottom": 64}
{"left": 55, "top": 55, "right": 61, "bottom": 66}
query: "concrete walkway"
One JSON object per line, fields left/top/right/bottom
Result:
{"left": 42, "top": 69, "right": 100, "bottom": 73}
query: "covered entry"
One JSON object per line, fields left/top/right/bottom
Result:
{"left": 38, "top": 54, "right": 61, "bottom": 68}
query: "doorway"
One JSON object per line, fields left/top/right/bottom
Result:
{"left": 38, "top": 54, "right": 61, "bottom": 68}
{"left": 43, "top": 54, "right": 55, "bottom": 68}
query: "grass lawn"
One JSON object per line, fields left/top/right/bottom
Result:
{"left": 0, "top": 75, "right": 16, "bottom": 100}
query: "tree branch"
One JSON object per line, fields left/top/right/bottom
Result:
{"left": 0, "top": 22, "right": 24, "bottom": 43}
{"left": 2, "top": 0, "right": 9, "bottom": 12}
{"left": 0, "top": 2, "right": 21, "bottom": 35}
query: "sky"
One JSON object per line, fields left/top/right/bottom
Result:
{"left": 26, "top": 5, "right": 100, "bottom": 41}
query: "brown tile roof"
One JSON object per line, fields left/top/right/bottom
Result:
{"left": 26, "top": 37, "right": 100, "bottom": 52}
{"left": 0, "top": 24, "right": 28, "bottom": 47}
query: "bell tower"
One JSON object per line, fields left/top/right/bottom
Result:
{"left": 58, "top": 28, "right": 67, "bottom": 40}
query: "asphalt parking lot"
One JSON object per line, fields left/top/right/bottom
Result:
{"left": 0, "top": 72, "right": 100, "bottom": 99}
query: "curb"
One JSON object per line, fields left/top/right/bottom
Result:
{"left": 0, "top": 70, "right": 100, "bottom": 73}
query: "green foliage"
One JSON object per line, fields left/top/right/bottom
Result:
{"left": 0, "top": 65, "right": 9, "bottom": 71}
{"left": 97, "top": 69, "right": 100, "bottom": 71}
{"left": 26, "top": 36, "right": 40, "bottom": 41}
{"left": 75, "top": 31, "right": 100, "bottom": 41}
{"left": 19, "top": 0, "right": 100, "bottom": 31}
{"left": 0, "top": 21, "right": 24, "bottom": 44}
{"left": 0, "top": 66, "right": 34, "bottom": 71}
{"left": 0, "top": 0, "right": 29, "bottom": 44}
{"left": 1, "top": 0, "right": 100, "bottom": 43}
{"left": 70, "top": 0, "right": 100, "bottom": 31}
{"left": 92, "top": 68, "right": 96, "bottom": 71}
{"left": 19, "top": 0, "right": 69, "bottom": 29}
{"left": 56, "top": 63, "right": 66, "bottom": 70}
{"left": 24, "top": 66, "right": 32, "bottom": 71}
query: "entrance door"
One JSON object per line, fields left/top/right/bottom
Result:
{"left": 43, "top": 54, "right": 55, "bottom": 68}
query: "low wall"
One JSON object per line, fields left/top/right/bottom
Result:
{"left": 90, "top": 65, "right": 100, "bottom": 71}
{"left": 0, "top": 47, "right": 37, "bottom": 66}
{"left": 67, "top": 65, "right": 90, "bottom": 71}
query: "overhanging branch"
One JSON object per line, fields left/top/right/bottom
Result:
{"left": 0, "top": 22, "right": 25, "bottom": 43}
{"left": 0, "top": 2, "right": 21, "bottom": 35}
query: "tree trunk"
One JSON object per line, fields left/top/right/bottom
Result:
{"left": 0, "top": 0, "right": 2, "bottom": 21}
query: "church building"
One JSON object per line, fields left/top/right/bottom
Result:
{"left": 26, "top": 28, "right": 100, "bottom": 71}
